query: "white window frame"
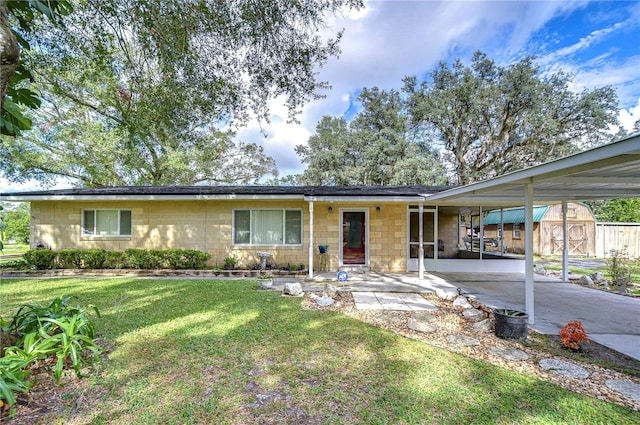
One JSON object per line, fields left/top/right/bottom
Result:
{"left": 513, "top": 223, "right": 521, "bottom": 239}
{"left": 233, "top": 209, "right": 303, "bottom": 246}
{"left": 82, "top": 209, "right": 132, "bottom": 237}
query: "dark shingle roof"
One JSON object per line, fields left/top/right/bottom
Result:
{"left": 1, "top": 185, "right": 455, "bottom": 199}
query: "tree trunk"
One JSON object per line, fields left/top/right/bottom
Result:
{"left": 0, "top": 0, "right": 19, "bottom": 111}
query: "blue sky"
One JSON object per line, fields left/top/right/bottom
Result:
{"left": 236, "top": 0, "right": 640, "bottom": 178}
{"left": 3, "top": 0, "right": 640, "bottom": 191}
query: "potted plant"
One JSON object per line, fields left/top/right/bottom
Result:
{"left": 256, "top": 273, "right": 274, "bottom": 289}
{"left": 493, "top": 308, "right": 528, "bottom": 340}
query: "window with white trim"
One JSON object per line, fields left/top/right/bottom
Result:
{"left": 513, "top": 223, "right": 521, "bottom": 239}
{"left": 233, "top": 209, "right": 302, "bottom": 245}
{"left": 82, "top": 209, "right": 132, "bottom": 236}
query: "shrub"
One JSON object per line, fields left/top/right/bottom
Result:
{"left": 57, "top": 249, "right": 84, "bottom": 268}
{"left": 559, "top": 320, "right": 590, "bottom": 350}
{"left": 164, "top": 249, "right": 210, "bottom": 270}
{"left": 0, "top": 354, "right": 34, "bottom": 406}
{"left": 82, "top": 249, "right": 106, "bottom": 269}
{"left": 0, "top": 259, "right": 28, "bottom": 270}
{"left": 606, "top": 248, "right": 633, "bottom": 285}
{"left": 1, "top": 296, "right": 102, "bottom": 405}
{"left": 22, "top": 249, "right": 56, "bottom": 270}
{"left": 223, "top": 256, "right": 238, "bottom": 270}
{"left": 103, "top": 251, "right": 126, "bottom": 269}
{"left": 124, "top": 249, "right": 161, "bottom": 269}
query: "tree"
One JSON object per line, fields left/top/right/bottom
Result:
{"left": 1, "top": 202, "right": 30, "bottom": 244}
{"left": 404, "top": 51, "right": 619, "bottom": 184}
{"left": 1, "top": 0, "right": 73, "bottom": 136}
{"left": 591, "top": 198, "right": 640, "bottom": 223}
{"left": 1, "top": 0, "right": 362, "bottom": 186}
{"left": 296, "top": 87, "right": 446, "bottom": 185}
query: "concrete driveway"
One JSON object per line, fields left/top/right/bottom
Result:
{"left": 436, "top": 272, "right": 640, "bottom": 361}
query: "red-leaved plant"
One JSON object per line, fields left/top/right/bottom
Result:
{"left": 559, "top": 320, "right": 590, "bottom": 350}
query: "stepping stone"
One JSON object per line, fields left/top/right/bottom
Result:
{"left": 489, "top": 346, "right": 530, "bottom": 361}
{"left": 352, "top": 292, "right": 384, "bottom": 310}
{"left": 446, "top": 334, "right": 480, "bottom": 347}
{"left": 396, "top": 294, "right": 438, "bottom": 311}
{"left": 408, "top": 313, "right": 438, "bottom": 334}
{"left": 539, "top": 358, "right": 589, "bottom": 379}
{"left": 605, "top": 379, "right": 640, "bottom": 401}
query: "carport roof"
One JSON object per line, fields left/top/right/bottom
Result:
{"left": 426, "top": 134, "right": 640, "bottom": 207}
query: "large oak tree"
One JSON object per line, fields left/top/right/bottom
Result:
{"left": 403, "top": 51, "right": 619, "bottom": 184}
{"left": 0, "top": 0, "right": 361, "bottom": 186}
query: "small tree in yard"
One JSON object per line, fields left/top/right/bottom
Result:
{"left": 606, "top": 249, "right": 633, "bottom": 289}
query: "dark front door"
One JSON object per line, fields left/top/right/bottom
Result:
{"left": 342, "top": 211, "right": 366, "bottom": 265}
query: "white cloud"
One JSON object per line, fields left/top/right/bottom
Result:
{"left": 618, "top": 97, "right": 640, "bottom": 132}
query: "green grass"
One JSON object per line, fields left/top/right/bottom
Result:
{"left": 536, "top": 255, "right": 640, "bottom": 284}
{"left": 1, "top": 278, "right": 638, "bottom": 424}
{"left": 0, "top": 243, "right": 28, "bottom": 256}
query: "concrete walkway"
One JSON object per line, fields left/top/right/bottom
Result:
{"left": 293, "top": 271, "right": 640, "bottom": 361}
{"left": 351, "top": 292, "right": 438, "bottom": 311}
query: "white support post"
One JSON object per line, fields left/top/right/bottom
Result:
{"left": 525, "top": 183, "right": 534, "bottom": 324}
{"left": 308, "top": 201, "right": 314, "bottom": 280}
{"left": 434, "top": 206, "right": 439, "bottom": 261}
{"left": 419, "top": 203, "right": 424, "bottom": 279}
{"left": 500, "top": 208, "right": 505, "bottom": 255}
{"left": 479, "top": 206, "right": 484, "bottom": 259}
{"left": 562, "top": 200, "right": 569, "bottom": 281}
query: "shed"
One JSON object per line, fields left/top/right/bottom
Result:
{"left": 483, "top": 202, "right": 596, "bottom": 256}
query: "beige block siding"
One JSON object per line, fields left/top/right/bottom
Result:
{"left": 30, "top": 200, "right": 414, "bottom": 272}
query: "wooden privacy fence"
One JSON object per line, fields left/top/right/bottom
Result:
{"left": 595, "top": 222, "right": 640, "bottom": 258}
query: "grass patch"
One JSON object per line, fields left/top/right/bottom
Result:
{"left": 0, "top": 243, "right": 29, "bottom": 256}
{"left": 0, "top": 278, "right": 637, "bottom": 424}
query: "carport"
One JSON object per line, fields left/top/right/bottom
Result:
{"left": 426, "top": 134, "right": 640, "bottom": 325}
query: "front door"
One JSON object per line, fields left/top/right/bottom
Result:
{"left": 408, "top": 208, "right": 436, "bottom": 271}
{"left": 341, "top": 210, "right": 367, "bottom": 266}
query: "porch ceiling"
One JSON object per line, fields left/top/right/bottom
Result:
{"left": 426, "top": 134, "right": 640, "bottom": 207}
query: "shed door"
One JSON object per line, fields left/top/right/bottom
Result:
{"left": 551, "top": 224, "right": 586, "bottom": 254}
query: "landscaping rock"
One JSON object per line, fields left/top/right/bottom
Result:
{"left": 446, "top": 334, "right": 480, "bottom": 347}
{"left": 324, "top": 283, "right": 338, "bottom": 298}
{"left": 489, "top": 346, "right": 530, "bottom": 361}
{"left": 579, "top": 275, "right": 594, "bottom": 286}
{"left": 310, "top": 293, "right": 334, "bottom": 307}
{"left": 539, "top": 358, "right": 589, "bottom": 379}
{"left": 435, "top": 287, "right": 457, "bottom": 301}
{"left": 472, "top": 318, "right": 492, "bottom": 331}
{"left": 534, "top": 265, "right": 547, "bottom": 275}
{"left": 453, "top": 295, "right": 473, "bottom": 309}
{"left": 462, "top": 308, "right": 485, "bottom": 322}
{"left": 590, "top": 272, "right": 606, "bottom": 284}
{"left": 283, "top": 282, "right": 303, "bottom": 296}
{"left": 605, "top": 379, "right": 640, "bottom": 402}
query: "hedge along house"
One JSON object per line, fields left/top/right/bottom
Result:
{"left": 481, "top": 203, "right": 596, "bottom": 256}
{"left": 2, "top": 135, "right": 640, "bottom": 325}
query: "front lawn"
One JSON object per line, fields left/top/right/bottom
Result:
{"left": 0, "top": 278, "right": 637, "bottom": 424}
